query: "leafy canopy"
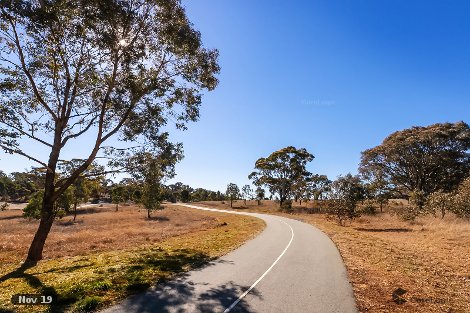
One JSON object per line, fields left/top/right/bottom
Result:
{"left": 249, "top": 146, "right": 314, "bottom": 204}
{"left": 360, "top": 122, "right": 470, "bottom": 196}
{"left": 0, "top": 0, "right": 219, "bottom": 201}
{"left": 226, "top": 183, "right": 239, "bottom": 200}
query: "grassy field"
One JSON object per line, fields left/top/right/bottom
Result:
{"left": 0, "top": 204, "right": 265, "bottom": 312}
{"left": 196, "top": 200, "right": 470, "bottom": 313}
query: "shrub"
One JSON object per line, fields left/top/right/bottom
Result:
{"left": 425, "top": 191, "right": 455, "bottom": 218}
{"left": 279, "top": 200, "right": 292, "bottom": 212}
{"left": 401, "top": 190, "right": 428, "bottom": 220}
{"left": 0, "top": 202, "right": 8, "bottom": 211}
{"left": 453, "top": 177, "right": 470, "bottom": 218}
{"left": 23, "top": 188, "right": 72, "bottom": 219}
{"left": 360, "top": 204, "right": 377, "bottom": 215}
{"left": 327, "top": 174, "right": 365, "bottom": 225}
{"left": 23, "top": 191, "right": 43, "bottom": 219}
{"left": 327, "top": 199, "right": 361, "bottom": 225}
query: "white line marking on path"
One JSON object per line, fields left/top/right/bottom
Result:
{"left": 223, "top": 219, "right": 295, "bottom": 313}
{"left": 177, "top": 204, "right": 295, "bottom": 313}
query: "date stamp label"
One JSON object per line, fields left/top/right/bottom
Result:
{"left": 11, "top": 294, "right": 55, "bottom": 305}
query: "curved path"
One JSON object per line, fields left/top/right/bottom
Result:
{"left": 101, "top": 204, "right": 357, "bottom": 313}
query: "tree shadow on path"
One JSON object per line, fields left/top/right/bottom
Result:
{"left": 119, "top": 277, "right": 261, "bottom": 313}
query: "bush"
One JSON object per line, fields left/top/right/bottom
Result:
{"left": 279, "top": 200, "right": 292, "bottom": 212}
{"left": 359, "top": 205, "right": 377, "bottom": 215}
{"left": 0, "top": 202, "right": 8, "bottom": 211}
{"left": 400, "top": 190, "right": 428, "bottom": 220}
{"left": 327, "top": 199, "right": 361, "bottom": 225}
{"left": 453, "top": 177, "right": 470, "bottom": 218}
{"left": 425, "top": 191, "right": 455, "bottom": 218}
{"left": 23, "top": 188, "right": 72, "bottom": 219}
{"left": 293, "top": 206, "right": 320, "bottom": 214}
{"left": 23, "top": 191, "right": 43, "bottom": 219}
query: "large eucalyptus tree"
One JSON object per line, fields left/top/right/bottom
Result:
{"left": 249, "top": 146, "right": 314, "bottom": 206}
{"left": 0, "top": 0, "right": 219, "bottom": 262}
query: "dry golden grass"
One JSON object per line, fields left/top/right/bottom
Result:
{"left": 197, "top": 200, "right": 470, "bottom": 313}
{"left": 0, "top": 204, "right": 265, "bottom": 312}
{"left": 0, "top": 204, "right": 229, "bottom": 264}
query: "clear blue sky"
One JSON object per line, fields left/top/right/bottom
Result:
{"left": 1, "top": 0, "right": 469, "bottom": 192}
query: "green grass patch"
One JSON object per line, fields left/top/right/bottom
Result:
{"left": 0, "top": 212, "right": 265, "bottom": 313}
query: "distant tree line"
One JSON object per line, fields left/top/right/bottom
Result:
{"left": 4, "top": 121, "right": 469, "bottom": 231}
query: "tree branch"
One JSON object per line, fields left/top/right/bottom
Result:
{"left": 7, "top": 16, "right": 58, "bottom": 121}
{"left": 61, "top": 114, "right": 99, "bottom": 147}
{"left": 1, "top": 121, "right": 53, "bottom": 147}
{"left": 0, "top": 144, "right": 52, "bottom": 172}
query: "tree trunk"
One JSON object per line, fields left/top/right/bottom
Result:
{"left": 26, "top": 201, "right": 55, "bottom": 263}
{"left": 148, "top": 209, "right": 151, "bottom": 219}
{"left": 257, "top": 199, "right": 261, "bottom": 205}
{"left": 244, "top": 199, "right": 246, "bottom": 206}
{"left": 299, "top": 199, "right": 302, "bottom": 206}
{"left": 230, "top": 198, "right": 233, "bottom": 207}
{"left": 380, "top": 201, "right": 383, "bottom": 213}
{"left": 441, "top": 208, "right": 445, "bottom": 219}
{"left": 26, "top": 124, "right": 63, "bottom": 263}
{"left": 73, "top": 203, "right": 77, "bottom": 222}
{"left": 115, "top": 203, "right": 119, "bottom": 212}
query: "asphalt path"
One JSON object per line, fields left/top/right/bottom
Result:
{"left": 101, "top": 204, "right": 357, "bottom": 313}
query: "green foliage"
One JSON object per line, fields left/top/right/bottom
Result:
{"left": 360, "top": 122, "right": 470, "bottom": 197}
{"left": 402, "top": 190, "right": 428, "bottom": 220}
{"left": 225, "top": 183, "right": 239, "bottom": 207}
{"left": 453, "top": 177, "right": 470, "bottom": 218}
{"left": 362, "top": 170, "right": 392, "bottom": 212}
{"left": 141, "top": 180, "right": 163, "bottom": 216}
{"left": 309, "top": 174, "right": 332, "bottom": 200}
{"left": 74, "top": 296, "right": 102, "bottom": 313}
{"left": 23, "top": 191, "right": 44, "bottom": 219}
{"left": 359, "top": 204, "right": 377, "bottom": 215}
{"left": 180, "top": 189, "right": 191, "bottom": 203}
{"left": 23, "top": 188, "right": 74, "bottom": 219}
{"left": 111, "top": 185, "right": 125, "bottom": 205}
{"left": 0, "top": 0, "right": 219, "bottom": 261}
{"left": 165, "top": 182, "right": 192, "bottom": 202}
{"left": 279, "top": 200, "right": 293, "bottom": 212}
{"left": 57, "top": 187, "right": 74, "bottom": 217}
{"left": 0, "top": 202, "right": 8, "bottom": 211}
{"left": 255, "top": 187, "right": 265, "bottom": 205}
{"left": 89, "top": 281, "right": 112, "bottom": 292}
{"left": 191, "top": 188, "right": 208, "bottom": 202}
{"left": 425, "top": 190, "right": 455, "bottom": 218}
{"left": 249, "top": 146, "right": 314, "bottom": 206}
{"left": 327, "top": 174, "right": 365, "bottom": 225}
{"left": 241, "top": 185, "right": 253, "bottom": 204}
{"left": 72, "top": 178, "right": 91, "bottom": 204}
{"left": 0, "top": 171, "right": 13, "bottom": 201}
{"left": 0, "top": 170, "right": 44, "bottom": 202}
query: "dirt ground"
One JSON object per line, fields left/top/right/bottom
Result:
{"left": 196, "top": 200, "right": 470, "bottom": 313}
{"left": 0, "top": 204, "right": 226, "bottom": 265}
